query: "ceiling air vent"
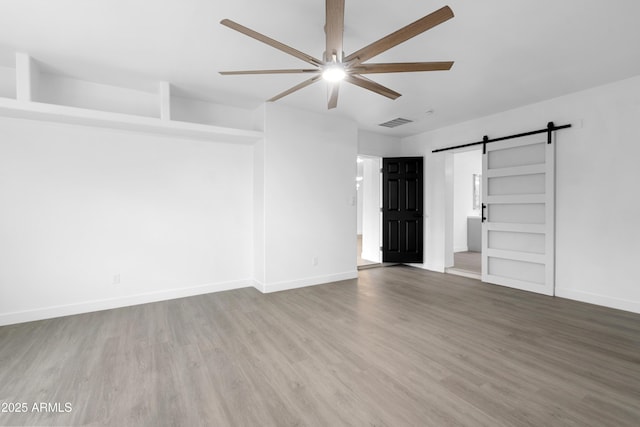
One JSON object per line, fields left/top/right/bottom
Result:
{"left": 378, "top": 117, "right": 413, "bottom": 128}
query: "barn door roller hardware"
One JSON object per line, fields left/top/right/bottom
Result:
{"left": 432, "top": 122, "right": 572, "bottom": 153}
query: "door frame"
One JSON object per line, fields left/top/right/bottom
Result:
{"left": 357, "top": 155, "right": 383, "bottom": 264}
{"left": 444, "top": 147, "right": 484, "bottom": 271}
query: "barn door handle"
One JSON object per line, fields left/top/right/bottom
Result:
{"left": 481, "top": 204, "right": 487, "bottom": 223}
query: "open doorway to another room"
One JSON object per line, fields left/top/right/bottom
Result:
{"left": 356, "top": 155, "right": 382, "bottom": 269}
{"left": 446, "top": 149, "right": 483, "bottom": 278}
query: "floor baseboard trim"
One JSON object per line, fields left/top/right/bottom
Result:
{"left": 252, "top": 280, "right": 266, "bottom": 293}
{"left": 357, "top": 263, "right": 383, "bottom": 270}
{"left": 555, "top": 288, "right": 640, "bottom": 314}
{"left": 445, "top": 268, "right": 482, "bottom": 280}
{"left": 261, "top": 271, "right": 358, "bottom": 293}
{"left": 405, "top": 262, "right": 446, "bottom": 273}
{"left": 0, "top": 279, "right": 252, "bottom": 326}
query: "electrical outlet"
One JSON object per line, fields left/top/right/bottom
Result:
{"left": 113, "top": 274, "right": 120, "bottom": 285}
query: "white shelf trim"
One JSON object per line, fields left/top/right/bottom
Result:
{"left": 0, "top": 97, "right": 263, "bottom": 143}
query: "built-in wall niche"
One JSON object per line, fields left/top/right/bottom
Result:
{"left": 0, "top": 66, "right": 16, "bottom": 100}
{"left": 36, "top": 73, "right": 159, "bottom": 118}
{"left": 11, "top": 54, "right": 159, "bottom": 118}
{"left": 0, "top": 53, "right": 263, "bottom": 143}
{"left": 170, "top": 95, "right": 255, "bottom": 130}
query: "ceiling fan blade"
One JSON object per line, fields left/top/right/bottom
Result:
{"left": 328, "top": 82, "right": 340, "bottom": 109}
{"left": 325, "top": 0, "right": 345, "bottom": 61}
{"left": 221, "top": 19, "right": 322, "bottom": 67}
{"left": 344, "top": 6, "right": 454, "bottom": 65}
{"left": 351, "top": 61, "right": 454, "bottom": 74}
{"left": 345, "top": 74, "right": 401, "bottom": 100}
{"left": 220, "top": 69, "right": 320, "bottom": 75}
{"left": 268, "top": 75, "right": 322, "bottom": 102}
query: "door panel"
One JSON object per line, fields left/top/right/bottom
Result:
{"left": 405, "top": 220, "right": 419, "bottom": 252}
{"left": 488, "top": 142, "right": 545, "bottom": 168}
{"left": 489, "top": 203, "right": 545, "bottom": 224}
{"left": 488, "top": 231, "right": 545, "bottom": 254}
{"left": 488, "top": 257, "right": 546, "bottom": 284}
{"left": 406, "top": 180, "right": 418, "bottom": 210}
{"left": 387, "top": 220, "right": 400, "bottom": 252}
{"left": 482, "top": 135, "right": 555, "bottom": 295}
{"left": 387, "top": 179, "right": 400, "bottom": 210}
{"left": 382, "top": 157, "right": 423, "bottom": 263}
{"left": 488, "top": 173, "right": 545, "bottom": 195}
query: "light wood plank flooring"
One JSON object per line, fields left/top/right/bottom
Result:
{"left": 1, "top": 266, "right": 639, "bottom": 426}
{"left": 454, "top": 251, "right": 481, "bottom": 273}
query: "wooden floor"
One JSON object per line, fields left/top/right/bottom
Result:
{"left": 1, "top": 266, "right": 639, "bottom": 426}
{"left": 454, "top": 251, "right": 481, "bottom": 273}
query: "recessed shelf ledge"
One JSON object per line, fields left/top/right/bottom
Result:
{"left": 0, "top": 97, "right": 263, "bottom": 144}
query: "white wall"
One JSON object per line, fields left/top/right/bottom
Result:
{"left": 257, "top": 103, "right": 358, "bottom": 292}
{"left": 170, "top": 96, "right": 255, "bottom": 130}
{"left": 0, "top": 117, "right": 254, "bottom": 325}
{"left": 37, "top": 73, "right": 158, "bottom": 118}
{"left": 0, "top": 65, "right": 15, "bottom": 99}
{"left": 402, "top": 75, "right": 640, "bottom": 314}
{"left": 357, "top": 130, "right": 402, "bottom": 157}
{"left": 453, "top": 150, "right": 482, "bottom": 252}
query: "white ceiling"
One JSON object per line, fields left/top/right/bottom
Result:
{"left": 1, "top": 0, "right": 639, "bottom": 136}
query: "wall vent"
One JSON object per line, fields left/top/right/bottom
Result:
{"left": 378, "top": 117, "right": 413, "bottom": 128}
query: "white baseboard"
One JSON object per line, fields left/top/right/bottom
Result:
{"left": 0, "top": 279, "right": 252, "bottom": 326}
{"left": 454, "top": 246, "right": 469, "bottom": 253}
{"left": 445, "top": 268, "right": 482, "bottom": 280}
{"left": 555, "top": 288, "right": 640, "bottom": 314}
{"left": 260, "top": 271, "right": 358, "bottom": 294}
{"left": 406, "top": 262, "right": 445, "bottom": 273}
{"left": 252, "top": 280, "right": 266, "bottom": 293}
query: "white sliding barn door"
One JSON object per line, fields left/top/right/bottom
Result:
{"left": 481, "top": 134, "right": 555, "bottom": 296}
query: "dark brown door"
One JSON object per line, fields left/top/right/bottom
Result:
{"left": 382, "top": 157, "right": 423, "bottom": 263}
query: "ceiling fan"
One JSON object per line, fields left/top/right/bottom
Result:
{"left": 219, "top": 1, "right": 454, "bottom": 109}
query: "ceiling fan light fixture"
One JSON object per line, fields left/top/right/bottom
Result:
{"left": 322, "top": 64, "right": 346, "bottom": 82}
{"left": 220, "top": 3, "right": 455, "bottom": 108}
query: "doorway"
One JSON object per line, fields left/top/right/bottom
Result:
{"left": 356, "top": 155, "right": 382, "bottom": 268}
{"left": 446, "top": 149, "right": 483, "bottom": 278}
{"left": 381, "top": 157, "right": 424, "bottom": 263}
